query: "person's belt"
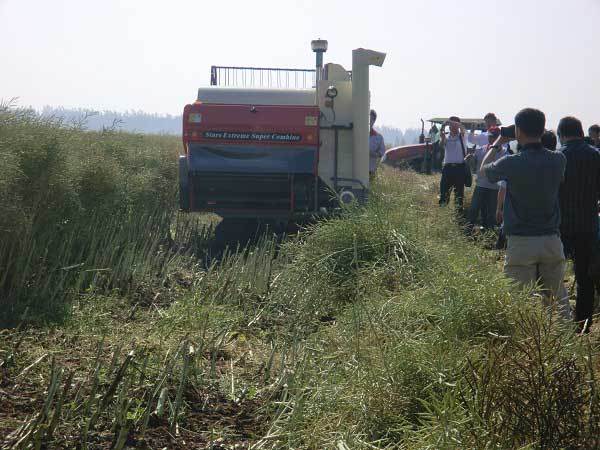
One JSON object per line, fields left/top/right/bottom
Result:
{"left": 444, "top": 163, "right": 465, "bottom": 167}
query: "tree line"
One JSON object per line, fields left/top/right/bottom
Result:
{"left": 37, "top": 106, "right": 420, "bottom": 145}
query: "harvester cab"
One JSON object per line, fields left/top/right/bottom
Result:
{"left": 179, "top": 40, "right": 386, "bottom": 235}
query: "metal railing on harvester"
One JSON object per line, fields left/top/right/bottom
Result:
{"left": 210, "top": 66, "right": 317, "bottom": 89}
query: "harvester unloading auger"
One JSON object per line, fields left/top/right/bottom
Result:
{"left": 179, "top": 40, "right": 386, "bottom": 242}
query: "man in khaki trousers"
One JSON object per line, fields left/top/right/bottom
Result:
{"left": 481, "top": 108, "right": 570, "bottom": 319}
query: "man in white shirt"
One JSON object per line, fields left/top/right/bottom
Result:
{"left": 439, "top": 116, "right": 469, "bottom": 208}
{"left": 369, "top": 109, "right": 385, "bottom": 180}
{"left": 465, "top": 126, "right": 505, "bottom": 230}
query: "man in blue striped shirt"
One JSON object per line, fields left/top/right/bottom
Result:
{"left": 558, "top": 116, "right": 600, "bottom": 334}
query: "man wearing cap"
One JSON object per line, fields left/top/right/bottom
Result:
{"left": 439, "top": 116, "right": 469, "bottom": 209}
{"left": 369, "top": 109, "right": 385, "bottom": 180}
{"left": 466, "top": 126, "right": 505, "bottom": 230}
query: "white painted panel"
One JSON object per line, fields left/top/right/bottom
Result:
{"left": 197, "top": 87, "right": 316, "bottom": 106}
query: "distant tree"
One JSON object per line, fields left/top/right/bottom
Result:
{"left": 403, "top": 128, "right": 420, "bottom": 144}
{"left": 38, "top": 106, "right": 181, "bottom": 134}
{"left": 376, "top": 125, "right": 404, "bottom": 148}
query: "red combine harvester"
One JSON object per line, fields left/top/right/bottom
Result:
{"left": 180, "top": 39, "right": 385, "bottom": 240}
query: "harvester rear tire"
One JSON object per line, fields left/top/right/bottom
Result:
{"left": 212, "top": 218, "right": 283, "bottom": 252}
{"left": 212, "top": 218, "right": 263, "bottom": 251}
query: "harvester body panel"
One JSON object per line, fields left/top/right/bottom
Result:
{"left": 182, "top": 101, "right": 323, "bottom": 218}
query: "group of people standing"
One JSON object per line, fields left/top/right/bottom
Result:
{"left": 439, "top": 109, "right": 600, "bottom": 334}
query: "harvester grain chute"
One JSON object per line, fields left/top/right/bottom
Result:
{"left": 179, "top": 40, "right": 386, "bottom": 243}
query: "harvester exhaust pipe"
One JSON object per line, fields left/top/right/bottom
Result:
{"left": 352, "top": 48, "right": 386, "bottom": 189}
{"left": 311, "top": 39, "right": 328, "bottom": 98}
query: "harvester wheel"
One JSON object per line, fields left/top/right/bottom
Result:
{"left": 212, "top": 218, "right": 277, "bottom": 249}
{"left": 214, "top": 219, "right": 252, "bottom": 249}
{"left": 208, "top": 219, "right": 289, "bottom": 261}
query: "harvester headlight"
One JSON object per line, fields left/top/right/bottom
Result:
{"left": 326, "top": 86, "right": 338, "bottom": 99}
{"left": 189, "top": 113, "right": 202, "bottom": 123}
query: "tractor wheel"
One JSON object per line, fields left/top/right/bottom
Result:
{"left": 409, "top": 158, "right": 424, "bottom": 173}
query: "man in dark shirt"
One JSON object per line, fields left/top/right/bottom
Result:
{"left": 558, "top": 116, "right": 600, "bottom": 333}
{"left": 481, "top": 108, "right": 570, "bottom": 319}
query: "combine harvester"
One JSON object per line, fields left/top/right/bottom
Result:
{"left": 179, "top": 39, "right": 385, "bottom": 242}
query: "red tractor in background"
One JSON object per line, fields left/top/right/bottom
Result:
{"left": 382, "top": 118, "right": 495, "bottom": 173}
{"left": 180, "top": 40, "right": 386, "bottom": 243}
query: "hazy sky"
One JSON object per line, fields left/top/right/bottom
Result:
{"left": 1, "top": 0, "right": 599, "bottom": 130}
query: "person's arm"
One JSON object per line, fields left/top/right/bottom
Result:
{"left": 496, "top": 183, "right": 506, "bottom": 224}
{"left": 597, "top": 153, "right": 600, "bottom": 208}
{"left": 440, "top": 123, "right": 447, "bottom": 146}
{"left": 480, "top": 136, "right": 511, "bottom": 179}
{"left": 468, "top": 131, "right": 488, "bottom": 147}
{"left": 468, "top": 147, "right": 484, "bottom": 170}
{"left": 378, "top": 135, "right": 386, "bottom": 158}
{"left": 459, "top": 125, "right": 472, "bottom": 162}
{"left": 480, "top": 146, "right": 501, "bottom": 174}
{"left": 464, "top": 149, "right": 478, "bottom": 174}
{"left": 369, "top": 135, "right": 378, "bottom": 158}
